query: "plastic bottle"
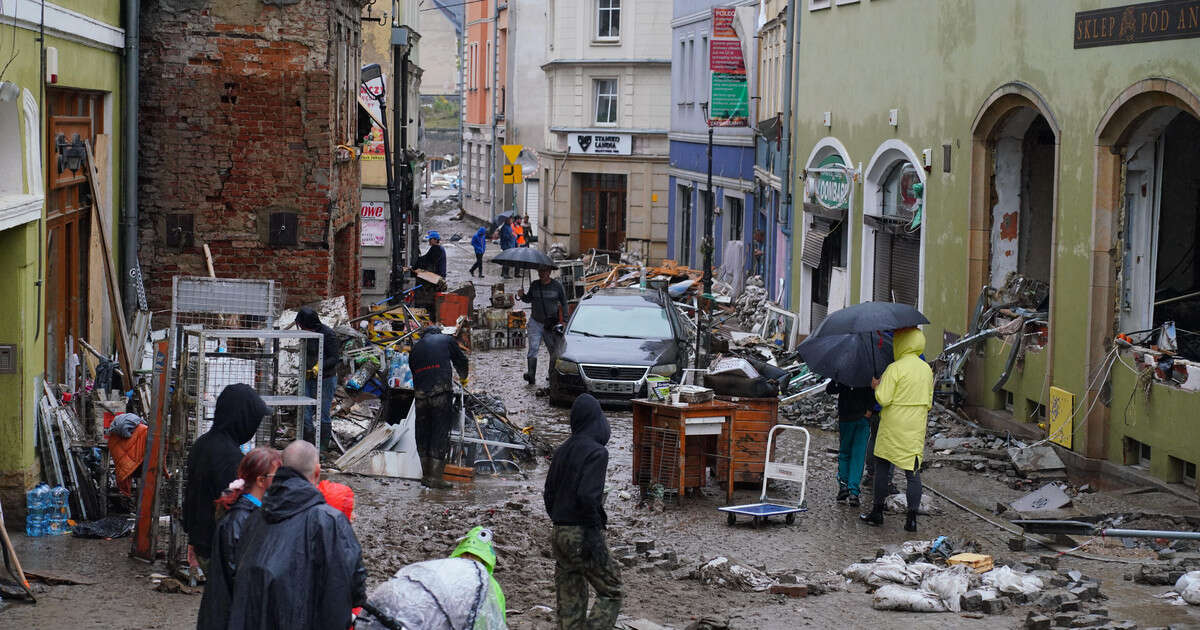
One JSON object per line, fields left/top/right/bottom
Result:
{"left": 25, "top": 486, "right": 38, "bottom": 513}
{"left": 24, "top": 511, "right": 43, "bottom": 537}
{"left": 45, "top": 514, "right": 63, "bottom": 536}
{"left": 34, "top": 483, "right": 51, "bottom": 513}
{"left": 51, "top": 485, "right": 70, "bottom": 519}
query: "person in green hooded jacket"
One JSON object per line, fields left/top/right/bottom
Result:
{"left": 860, "top": 326, "right": 933, "bottom": 532}
{"left": 451, "top": 526, "right": 507, "bottom": 621}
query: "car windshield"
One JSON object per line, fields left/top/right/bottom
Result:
{"left": 568, "top": 303, "right": 673, "bottom": 339}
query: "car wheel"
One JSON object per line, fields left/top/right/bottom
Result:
{"left": 547, "top": 373, "right": 570, "bottom": 408}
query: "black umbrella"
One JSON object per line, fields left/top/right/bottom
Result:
{"left": 796, "top": 330, "right": 893, "bottom": 388}
{"left": 488, "top": 211, "right": 515, "bottom": 236}
{"left": 491, "top": 247, "right": 554, "bottom": 270}
{"left": 813, "top": 301, "right": 929, "bottom": 336}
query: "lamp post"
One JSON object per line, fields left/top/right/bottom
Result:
{"left": 388, "top": 13, "right": 418, "bottom": 299}
{"left": 699, "top": 101, "right": 715, "bottom": 372}
{"left": 361, "top": 63, "right": 401, "bottom": 300}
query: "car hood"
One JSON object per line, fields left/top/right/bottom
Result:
{"left": 559, "top": 334, "right": 677, "bottom": 367}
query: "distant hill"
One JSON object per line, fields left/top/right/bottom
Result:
{"left": 422, "top": 94, "right": 461, "bottom": 130}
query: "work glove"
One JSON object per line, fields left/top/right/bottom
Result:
{"left": 307, "top": 364, "right": 319, "bottom": 379}
{"left": 459, "top": 376, "right": 469, "bottom": 388}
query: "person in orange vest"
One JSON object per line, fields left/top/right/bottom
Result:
{"left": 513, "top": 215, "right": 526, "bottom": 247}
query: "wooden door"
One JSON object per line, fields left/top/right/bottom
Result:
{"left": 580, "top": 188, "right": 599, "bottom": 253}
{"left": 579, "top": 174, "right": 627, "bottom": 252}
{"left": 45, "top": 89, "right": 103, "bottom": 382}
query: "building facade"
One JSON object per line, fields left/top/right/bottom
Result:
{"left": 752, "top": 0, "right": 793, "bottom": 306}
{"left": 539, "top": 0, "right": 673, "bottom": 261}
{"left": 461, "top": 0, "right": 507, "bottom": 224}
{"left": 360, "top": 0, "right": 425, "bottom": 307}
{"left": 0, "top": 0, "right": 126, "bottom": 512}
{"left": 668, "top": 1, "right": 757, "bottom": 281}
{"left": 138, "top": 0, "right": 365, "bottom": 318}
{"left": 789, "top": 0, "right": 1200, "bottom": 488}
{"left": 503, "top": 0, "right": 549, "bottom": 234}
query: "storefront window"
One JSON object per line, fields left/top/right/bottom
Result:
{"left": 881, "top": 161, "right": 921, "bottom": 218}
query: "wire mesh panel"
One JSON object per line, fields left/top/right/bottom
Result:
{"left": 166, "top": 328, "right": 321, "bottom": 576}
{"left": 170, "top": 276, "right": 285, "bottom": 330}
{"left": 636, "top": 425, "right": 680, "bottom": 501}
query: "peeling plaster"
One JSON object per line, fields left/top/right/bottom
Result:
{"left": 989, "top": 136, "right": 1022, "bottom": 286}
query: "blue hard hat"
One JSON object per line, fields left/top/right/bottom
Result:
{"left": 427, "top": 230, "right": 441, "bottom": 241}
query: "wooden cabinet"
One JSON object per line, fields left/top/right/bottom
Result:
{"left": 715, "top": 396, "right": 780, "bottom": 487}
{"left": 631, "top": 399, "right": 736, "bottom": 503}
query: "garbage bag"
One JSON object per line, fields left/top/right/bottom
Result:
{"left": 981, "top": 566, "right": 1043, "bottom": 595}
{"left": 884, "top": 493, "right": 938, "bottom": 515}
{"left": 921, "top": 566, "right": 973, "bottom": 612}
{"left": 71, "top": 515, "right": 135, "bottom": 539}
{"left": 871, "top": 584, "right": 947, "bottom": 612}
{"left": 357, "top": 557, "right": 506, "bottom": 630}
{"left": 697, "top": 557, "right": 774, "bottom": 592}
{"left": 1176, "top": 571, "right": 1200, "bottom": 606}
{"left": 843, "top": 554, "right": 938, "bottom": 587}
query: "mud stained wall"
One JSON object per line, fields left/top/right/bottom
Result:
{"left": 138, "top": 0, "right": 362, "bottom": 320}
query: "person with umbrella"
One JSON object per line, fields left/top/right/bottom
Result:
{"left": 518, "top": 263, "right": 567, "bottom": 386}
{"left": 827, "top": 380, "right": 876, "bottom": 507}
{"left": 497, "top": 217, "right": 516, "bottom": 278}
{"left": 860, "top": 326, "right": 933, "bottom": 532}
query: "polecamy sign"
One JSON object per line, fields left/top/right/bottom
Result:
{"left": 568, "top": 132, "right": 631, "bottom": 156}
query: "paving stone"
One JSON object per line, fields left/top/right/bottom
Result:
{"left": 983, "top": 598, "right": 1009, "bottom": 614}
{"left": 1025, "top": 612, "right": 1052, "bottom": 630}
{"left": 1054, "top": 612, "right": 1081, "bottom": 626}
{"left": 768, "top": 584, "right": 808, "bottom": 598}
{"left": 1070, "top": 614, "right": 1109, "bottom": 627}
{"left": 961, "top": 590, "right": 984, "bottom": 612}
{"left": 634, "top": 539, "right": 654, "bottom": 554}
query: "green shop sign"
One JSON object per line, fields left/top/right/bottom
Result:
{"left": 808, "top": 154, "right": 850, "bottom": 210}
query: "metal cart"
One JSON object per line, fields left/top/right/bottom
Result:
{"left": 719, "top": 424, "right": 810, "bottom": 527}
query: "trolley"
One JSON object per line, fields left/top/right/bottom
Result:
{"left": 718, "top": 424, "right": 809, "bottom": 527}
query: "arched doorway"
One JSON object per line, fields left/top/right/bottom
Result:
{"left": 862, "top": 140, "right": 924, "bottom": 308}
{"left": 968, "top": 83, "right": 1060, "bottom": 314}
{"left": 1085, "top": 79, "right": 1200, "bottom": 459}
{"left": 799, "top": 138, "right": 853, "bottom": 332}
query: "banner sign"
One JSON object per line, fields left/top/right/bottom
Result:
{"left": 806, "top": 154, "right": 851, "bottom": 210}
{"left": 359, "top": 82, "right": 385, "bottom": 161}
{"left": 709, "top": 7, "right": 749, "bottom": 127}
{"left": 361, "top": 201, "right": 386, "bottom": 219}
{"left": 567, "top": 132, "right": 632, "bottom": 155}
{"left": 361, "top": 201, "right": 386, "bottom": 247}
{"left": 1074, "top": 0, "right": 1200, "bottom": 48}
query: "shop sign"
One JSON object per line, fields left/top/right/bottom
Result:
{"left": 361, "top": 219, "right": 386, "bottom": 247}
{"left": 1074, "top": 0, "right": 1200, "bottom": 48}
{"left": 358, "top": 83, "right": 385, "bottom": 161}
{"left": 806, "top": 154, "right": 850, "bottom": 210}
{"left": 568, "top": 133, "right": 631, "bottom": 155}
{"left": 708, "top": 6, "right": 749, "bottom": 128}
{"left": 361, "top": 201, "right": 386, "bottom": 219}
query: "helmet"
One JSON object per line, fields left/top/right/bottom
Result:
{"left": 450, "top": 526, "right": 496, "bottom": 574}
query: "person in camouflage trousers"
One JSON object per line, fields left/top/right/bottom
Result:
{"left": 543, "top": 394, "right": 622, "bottom": 629}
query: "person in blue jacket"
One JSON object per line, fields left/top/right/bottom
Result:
{"left": 469, "top": 226, "right": 487, "bottom": 278}
{"left": 498, "top": 217, "right": 516, "bottom": 278}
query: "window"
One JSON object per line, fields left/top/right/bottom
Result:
{"left": 362, "top": 269, "right": 376, "bottom": 289}
{"left": 594, "top": 79, "right": 617, "bottom": 125}
{"left": 569, "top": 304, "right": 672, "bottom": 339}
{"left": 880, "top": 161, "right": 921, "bottom": 219}
{"left": 678, "top": 185, "right": 693, "bottom": 265}
{"left": 677, "top": 40, "right": 686, "bottom": 105}
{"left": 597, "top": 0, "right": 620, "bottom": 40}
{"left": 727, "top": 196, "right": 744, "bottom": 242}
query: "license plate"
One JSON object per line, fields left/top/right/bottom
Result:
{"left": 591, "top": 381, "right": 635, "bottom": 394}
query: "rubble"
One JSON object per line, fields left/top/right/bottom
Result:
{"left": 696, "top": 557, "right": 775, "bottom": 592}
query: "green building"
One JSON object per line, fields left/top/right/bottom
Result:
{"left": 788, "top": 0, "right": 1200, "bottom": 490}
{"left": 0, "top": 1, "right": 126, "bottom": 511}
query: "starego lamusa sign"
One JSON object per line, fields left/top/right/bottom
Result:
{"left": 567, "top": 133, "right": 631, "bottom": 156}
{"left": 1074, "top": 0, "right": 1200, "bottom": 48}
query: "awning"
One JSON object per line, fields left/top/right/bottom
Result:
{"left": 802, "top": 222, "right": 833, "bottom": 268}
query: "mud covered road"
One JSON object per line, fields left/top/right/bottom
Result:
{"left": 3, "top": 195, "right": 1199, "bottom": 629}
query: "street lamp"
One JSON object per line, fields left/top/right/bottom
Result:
{"left": 698, "top": 101, "right": 715, "bottom": 373}
{"left": 388, "top": 14, "right": 419, "bottom": 299}
{"left": 361, "top": 62, "right": 404, "bottom": 300}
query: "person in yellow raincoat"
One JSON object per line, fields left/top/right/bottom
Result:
{"left": 860, "top": 326, "right": 932, "bottom": 532}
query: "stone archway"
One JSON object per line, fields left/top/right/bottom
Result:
{"left": 1083, "top": 78, "right": 1200, "bottom": 459}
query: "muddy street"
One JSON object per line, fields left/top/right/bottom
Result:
{"left": 3, "top": 198, "right": 1200, "bottom": 630}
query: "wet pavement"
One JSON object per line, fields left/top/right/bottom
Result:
{"left": 4, "top": 194, "right": 1200, "bottom": 628}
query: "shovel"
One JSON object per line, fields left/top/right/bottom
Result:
{"left": 1014, "top": 519, "right": 1200, "bottom": 540}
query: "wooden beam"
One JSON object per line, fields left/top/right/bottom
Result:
{"left": 84, "top": 140, "right": 134, "bottom": 382}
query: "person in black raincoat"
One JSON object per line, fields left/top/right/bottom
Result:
{"left": 295, "top": 307, "right": 342, "bottom": 452}
{"left": 226, "top": 441, "right": 366, "bottom": 630}
{"left": 408, "top": 328, "right": 470, "bottom": 489}
{"left": 543, "top": 394, "right": 622, "bottom": 629}
{"left": 182, "top": 384, "right": 270, "bottom": 571}
{"left": 196, "top": 447, "right": 282, "bottom": 630}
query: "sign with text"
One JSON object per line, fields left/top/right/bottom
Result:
{"left": 359, "top": 83, "right": 385, "bottom": 161}
{"left": 806, "top": 154, "right": 851, "bottom": 210}
{"left": 1074, "top": 0, "right": 1200, "bottom": 48}
{"left": 709, "top": 6, "right": 749, "bottom": 127}
{"left": 567, "top": 132, "right": 631, "bottom": 155}
{"left": 1047, "top": 386, "right": 1074, "bottom": 449}
{"left": 361, "top": 219, "right": 386, "bottom": 247}
{"left": 361, "top": 201, "right": 386, "bottom": 219}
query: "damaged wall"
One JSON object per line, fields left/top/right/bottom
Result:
{"left": 138, "top": 0, "right": 363, "bottom": 321}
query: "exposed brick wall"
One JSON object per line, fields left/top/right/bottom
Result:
{"left": 139, "top": 0, "right": 363, "bottom": 322}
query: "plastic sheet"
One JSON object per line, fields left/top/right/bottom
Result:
{"left": 357, "top": 557, "right": 506, "bottom": 630}
{"left": 871, "top": 584, "right": 947, "bottom": 612}
{"left": 981, "top": 566, "right": 1043, "bottom": 595}
{"left": 71, "top": 516, "right": 135, "bottom": 539}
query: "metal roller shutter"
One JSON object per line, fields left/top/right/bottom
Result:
{"left": 873, "top": 231, "right": 893, "bottom": 302}
{"left": 891, "top": 233, "right": 921, "bottom": 307}
{"left": 802, "top": 222, "right": 832, "bottom": 268}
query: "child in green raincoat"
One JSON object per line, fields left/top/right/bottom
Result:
{"left": 860, "top": 326, "right": 933, "bottom": 533}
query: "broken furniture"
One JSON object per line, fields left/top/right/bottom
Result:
{"left": 718, "top": 424, "right": 810, "bottom": 527}
{"left": 632, "top": 398, "right": 737, "bottom": 503}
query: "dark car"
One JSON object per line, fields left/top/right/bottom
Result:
{"left": 548, "top": 288, "right": 692, "bottom": 407}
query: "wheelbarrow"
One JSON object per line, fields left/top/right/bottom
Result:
{"left": 718, "top": 424, "right": 810, "bottom": 527}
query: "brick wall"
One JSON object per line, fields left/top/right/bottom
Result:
{"left": 138, "top": 0, "right": 363, "bottom": 322}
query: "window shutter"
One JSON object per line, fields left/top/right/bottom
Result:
{"left": 801, "top": 222, "right": 832, "bottom": 268}
{"left": 890, "top": 233, "right": 921, "bottom": 307}
{"left": 873, "top": 231, "right": 892, "bottom": 302}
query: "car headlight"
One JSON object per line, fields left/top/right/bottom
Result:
{"left": 555, "top": 359, "right": 580, "bottom": 375}
{"left": 650, "top": 363, "right": 677, "bottom": 377}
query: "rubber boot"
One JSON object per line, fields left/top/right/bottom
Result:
{"left": 425, "top": 459, "right": 453, "bottom": 490}
{"left": 419, "top": 456, "right": 433, "bottom": 487}
{"left": 524, "top": 358, "right": 537, "bottom": 385}
{"left": 904, "top": 510, "right": 918, "bottom": 532}
{"left": 319, "top": 424, "right": 332, "bottom": 454}
{"left": 859, "top": 504, "right": 885, "bottom": 526}
{"left": 303, "top": 426, "right": 316, "bottom": 445}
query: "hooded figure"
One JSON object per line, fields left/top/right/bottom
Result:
{"left": 469, "top": 227, "right": 488, "bottom": 278}
{"left": 861, "top": 327, "right": 933, "bottom": 532}
{"left": 182, "top": 384, "right": 269, "bottom": 565}
{"left": 358, "top": 528, "right": 506, "bottom": 630}
{"left": 226, "top": 465, "right": 367, "bottom": 630}
{"left": 543, "top": 394, "right": 622, "bottom": 630}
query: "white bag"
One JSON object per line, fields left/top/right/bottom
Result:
{"left": 1176, "top": 571, "right": 1200, "bottom": 605}
{"left": 921, "top": 566, "right": 972, "bottom": 612}
{"left": 872, "top": 584, "right": 947, "bottom": 613}
{"left": 982, "top": 566, "right": 1043, "bottom": 595}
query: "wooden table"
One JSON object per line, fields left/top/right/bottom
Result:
{"left": 631, "top": 398, "right": 737, "bottom": 503}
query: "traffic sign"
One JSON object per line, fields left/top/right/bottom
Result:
{"left": 501, "top": 144, "right": 523, "bottom": 164}
{"left": 503, "top": 164, "right": 523, "bottom": 184}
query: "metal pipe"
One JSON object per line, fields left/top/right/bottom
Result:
{"left": 389, "top": 12, "right": 406, "bottom": 297}
{"left": 490, "top": 0, "right": 500, "bottom": 222}
{"left": 1102, "top": 528, "right": 1200, "bottom": 540}
{"left": 778, "top": 0, "right": 798, "bottom": 242}
{"left": 121, "top": 0, "right": 140, "bottom": 316}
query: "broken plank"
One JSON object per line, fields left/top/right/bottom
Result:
{"left": 21, "top": 568, "right": 100, "bottom": 586}
{"left": 84, "top": 140, "right": 134, "bottom": 383}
